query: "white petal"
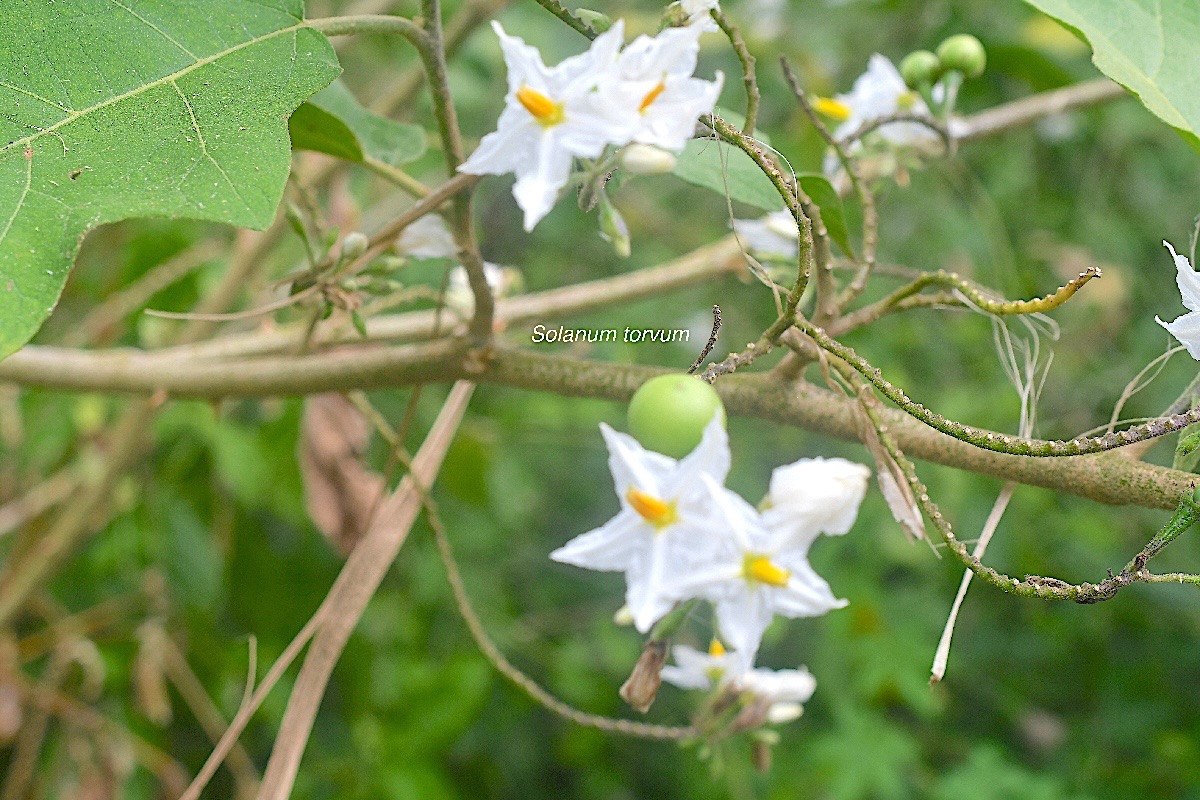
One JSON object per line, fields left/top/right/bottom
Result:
{"left": 665, "top": 414, "right": 731, "bottom": 500}
{"left": 763, "top": 457, "right": 870, "bottom": 545}
{"left": 1158, "top": 311, "right": 1200, "bottom": 360}
{"left": 550, "top": 512, "right": 644, "bottom": 571}
{"left": 625, "top": 537, "right": 681, "bottom": 631}
{"left": 599, "top": 423, "right": 676, "bottom": 498}
{"left": 1166, "top": 240, "right": 1200, "bottom": 312}
{"left": 773, "top": 560, "right": 847, "bottom": 618}
{"left": 714, "top": 589, "right": 775, "bottom": 665}
{"left": 739, "top": 666, "right": 817, "bottom": 703}
{"left": 459, "top": 108, "right": 542, "bottom": 176}
{"left": 634, "top": 73, "right": 724, "bottom": 152}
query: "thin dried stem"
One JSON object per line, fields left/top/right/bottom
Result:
{"left": 429, "top": 504, "right": 696, "bottom": 740}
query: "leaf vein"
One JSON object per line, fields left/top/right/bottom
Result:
{"left": 0, "top": 22, "right": 305, "bottom": 158}
{"left": 106, "top": 0, "right": 200, "bottom": 60}
{"left": 169, "top": 80, "right": 250, "bottom": 214}
{"left": 0, "top": 156, "right": 33, "bottom": 250}
{"left": 0, "top": 81, "right": 70, "bottom": 114}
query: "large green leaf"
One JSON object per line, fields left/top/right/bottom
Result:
{"left": 0, "top": 0, "right": 341, "bottom": 361}
{"left": 1021, "top": 0, "right": 1200, "bottom": 149}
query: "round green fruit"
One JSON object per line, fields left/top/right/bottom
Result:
{"left": 627, "top": 374, "right": 726, "bottom": 458}
{"left": 899, "top": 50, "right": 941, "bottom": 90}
{"left": 936, "top": 34, "right": 986, "bottom": 78}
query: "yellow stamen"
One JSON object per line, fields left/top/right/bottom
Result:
{"left": 639, "top": 81, "right": 667, "bottom": 113}
{"left": 516, "top": 86, "right": 565, "bottom": 126}
{"left": 744, "top": 555, "right": 791, "bottom": 587}
{"left": 708, "top": 638, "right": 726, "bottom": 657}
{"left": 626, "top": 488, "right": 678, "bottom": 529}
{"left": 812, "top": 96, "right": 852, "bottom": 122}
{"left": 897, "top": 90, "right": 918, "bottom": 110}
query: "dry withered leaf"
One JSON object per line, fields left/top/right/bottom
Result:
{"left": 298, "top": 394, "right": 386, "bottom": 556}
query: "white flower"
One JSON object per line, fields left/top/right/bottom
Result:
{"left": 459, "top": 21, "right": 638, "bottom": 231}
{"left": 445, "top": 262, "right": 520, "bottom": 316}
{"left": 671, "top": 477, "right": 847, "bottom": 664}
{"left": 1156, "top": 240, "right": 1200, "bottom": 360}
{"left": 606, "top": 25, "right": 724, "bottom": 152}
{"left": 731, "top": 211, "right": 799, "bottom": 260}
{"left": 395, "top": 214, "right": 458, "bottom": 259}
{"left": 761, "top": 457, "right": 870, "bottom": 547}
{"left": 551, "top": 414, "right": 734, "bottom": 632}
{"left": 661, "top": 641, "right": 817, "bottom": 724}
{"left": 819, "top": 55, "right": 939, "bottom": 176}
{"left": 832, "top": 55, "right": 933, "bottom": 146}
{"left": 661, "top": 641, "right": 749, "bottom": 689}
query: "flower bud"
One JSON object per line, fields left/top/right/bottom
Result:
{"left": 936, "top": 34, "right": 986, "bottom": 79}
{"left": 575, "top": 8, "right": 614, "bottom": 32}
{"left": 619, "top": 143, "right": 678, "bottom": 176}
{"left": 341, "top": 231, "right": 369, "bottom": 261}
{"left": 761, "top": 457, "right": 870, "bottom": 541}
{"left": 619, "top": 640, "right": 668, "bottom": 713}
{"left": 899, "top": 50, "right": 941, "bottom": 89}
{"left": 597, "top": 193, "right": 631, "bottom": 258}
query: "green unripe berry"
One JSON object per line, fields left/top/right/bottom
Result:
{"left": 627, "top": 374, "right": 726, "bottom": 458}
{"left": 936, "top": 34, "right": 987, "bottom": 79}
{"left": 899, "top": 50, "right": 941, "bottom": 90}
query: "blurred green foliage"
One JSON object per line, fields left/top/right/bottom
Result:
{"left": 6, "top": 0, "right": 1200, "bottom": 798}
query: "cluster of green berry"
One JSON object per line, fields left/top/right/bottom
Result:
{"left": 899, "top": 34, "right": 987, "bottom": 88}
{"left": 898, "top": 34, "right": 987, "bottom": 118}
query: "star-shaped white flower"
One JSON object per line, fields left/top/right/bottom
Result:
{"left": 661, "top": 640, "right": 817, "bottom": 724}
{"left": 831, "top": 55, "right": 934, "bottom": 147}
{"left": 606, "top": 25, "right": 724, "bottom": 152}
{"left": 1156, "top": 240, "right": 1200, "bottom": 359}
{"left": 459, "top": 21, "right": 639, "bottom": 231}
{"left": 819, "top": 55, "right": 939, "bottom": 177}
{"left": 671, "top": 477, "right": 846, "bottom": 664}
{"left": 761, "top": 457, "right": 870, "bottom": 548}
{"left": 660, "top": 640, "right": 749, "bottom": 689}
{"left": 551, "top": 414, "right": 733, "bottom": 632}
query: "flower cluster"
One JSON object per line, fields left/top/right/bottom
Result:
{"left": 459, "top": 16, "right": 724, "bottom": 231}
{"left": 552, "top": 415, "right": 869, "bottom": 720}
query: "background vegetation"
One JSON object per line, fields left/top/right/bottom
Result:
{"left": 5, "top": 0, "right": 1200, "bottom": 798}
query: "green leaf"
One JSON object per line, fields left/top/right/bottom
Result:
{"left": 671, "top": 106, "right": 785, "bottom": 212}
{"left": 672, "top": 139, "right": 787, "bottom": 212}
{"left": 798, "top": 173, "right": 855, "bottom": 258}
{"left": 0, "top": 0, "right": 342, "bottom": 362}
{"left": 1020, "top": 0, "right": 1200, "bottom": 149}
{"left": 289, "top": 101, "right": 363, "bottom": 162}
{"left": 291, "top": 80, "right": 427, "bottom": 166}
